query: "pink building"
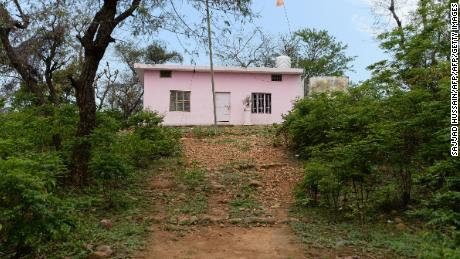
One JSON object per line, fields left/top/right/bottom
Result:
{"left": 134, "top": 63, "right": 303, "bottom": 126}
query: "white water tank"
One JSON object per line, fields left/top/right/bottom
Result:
{"left": 275, "top": 55, "right": 291, "bottom": 68}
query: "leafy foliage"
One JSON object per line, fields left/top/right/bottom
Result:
{"left": 281, "top": 28, "right": 355, "bottom": 80}
{"left": 0, "top": 108, "right": 180, "bottom": 257}
{"left": 280, "top": 0, "right": 458, "bottom": 253}
{"left": 0, "top": 154, "right": 72, "bottom": 257}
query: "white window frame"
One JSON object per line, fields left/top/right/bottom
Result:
{"left": 251, "top": 93, "right": 271, "bottom": 114}
{"left": 170, "top": 90, "right": 191, "bottom": 112}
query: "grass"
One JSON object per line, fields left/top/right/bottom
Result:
{"left": 229, "top": 197, "right": 264, "bottom": 218}
{"left": 213, "top": 138, "right": 238, "bottom": 144}
{"left": 289, "top": 206, "right": 460, "bottom": 258}
{"left": 163, "top": 165, "right": 210, "bottom": 220}
{"left": 178, "top": 125, "right": 278, "bottom": 139}
{"left": 177, "top": 193, "right": 208, "bottom": 216}
{"left": 205, "top": 137, "right": 252, "bottom": 152}
{"left": 190, "top": 127, "right": 223, "bottom": 138}
{"left": 42, "top": 158, "right": 181, "bottom": 258}
{"left": 234, "top": 140, "right": 252, "bottom": 152}
{"left": 219, "top": 160, "right": 256, "bottom": 173}
{"left": 174, "top": 167, "right": 207, "bottom": 190}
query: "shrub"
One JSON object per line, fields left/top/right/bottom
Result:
{"left": 411, "top": 158, "right": 460, "bottom": 244}
{"left": 0, "top": 155, "right": 73, "bottom": 257}
{"left": 89, "top": 152, "right": 129, "bottom": 182}
{"left": 282, "top": 83, "right": 454, "bottom": 228}
{"left": 115, "top": 111, "right": 180, "bottom": 168}
{"left": 127, "top": 110, "right": 163, "bottom": 128}
{"left": 0, "top": 107, "right": 180, "bottom": 257}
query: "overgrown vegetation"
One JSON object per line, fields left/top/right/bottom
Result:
{"left": 0, "top": 0, "right": 256, "bottom": 255}
{"left": 0, "top": 108, "right": 180, "bottom": 258}
{"left": 289, "top": 207, "right": 459, "bottom": 258}
{"left": 279, "top": 0, "right": 459, "bottom": 256}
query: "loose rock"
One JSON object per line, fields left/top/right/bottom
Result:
{"left": 229, "top": 218, "right": 242, "bottom": 224}
{"left": 395, "top": 222, "right": 407, "bottom": 231}
{"left": 189, "top": 216, "right": 198, "bottom": 224}
{"left": 87, "top": 245, "right": 113, "bottom": 259}
{"left": 99, "top": 219, "right": 113, "bottom": 229}
{"left": 212, "top": 183, "right": 226, "bottom": 191}
{"left": 87, "top": 252, "right": 108, "bottom": 259}
{"left": 178, "top": 215, "right": 190, "bottom": 225}
{"left": 151, "top": 215, "right": 165, "bottom": 223}
{"left": 248, "top": 180, "right": 263, "bottom": 188}
{"left": 270, "top": 203, "right": 281, "bottom": 209}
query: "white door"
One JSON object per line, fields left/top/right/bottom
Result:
{"left": 216, "top": 92, "right": 231, "bottom": 122}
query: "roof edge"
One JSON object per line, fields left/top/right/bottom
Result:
{"left": 134, "top": 63, "right": 304, "bottom": 75}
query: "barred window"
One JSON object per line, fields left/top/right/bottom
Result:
{"left": 271, "top": 74, "right": 282, "bottom": 81}
{"left": 251, "top": 93, "right": 271, "bottom": 114}
{"left": 160, "top": 70, "right": 172, "bottom": 78}
{"left": 170, "top": 90, "right": 190, "bottom": 112}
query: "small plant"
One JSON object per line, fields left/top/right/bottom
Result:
{"left": 176, "top": 167, "right": 206, "bottom": 189}
{"left": 179, "top": 193, "right": 208, "bottom": 216}
{"left": 236, "top": 140, "right": 251, "bottom": 152}
{"left": 229, "top": 197, "right": 263, "bottom": 218}
{"left": 191, "top": 127, "right": 221, "bottom": 138}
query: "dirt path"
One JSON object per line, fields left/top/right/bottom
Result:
{"left": 137, "top": 127, "right": 306, "bottom": 259}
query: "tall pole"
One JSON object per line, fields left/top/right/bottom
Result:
{"left": 205, "top": 0, "right": 217, "bottom": 127}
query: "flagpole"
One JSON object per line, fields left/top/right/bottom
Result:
{"left": 205, "top": 0, "right": 217, "bottom": 127}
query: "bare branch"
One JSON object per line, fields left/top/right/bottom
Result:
{"left": 114, "top": 0, "right": 141, "bottom": 24}
{"left": 389, "top": 0, "right": 403, "bottom": 29}
{"left": 12, "top": 0, "right": 29, "bottom": 29}
{"left": 388, "top": 0, "right": 405, "bottom": 46}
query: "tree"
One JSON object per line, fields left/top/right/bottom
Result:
{"left": 69, "top": 0, "right": 253, "bottom": 185}
{"left": 69, "top": 0, "right": 147, "bottom": 186}
{"left": 369, "top": 0, "right": 450, "bottom": 91}
{"left": 0, "top": 1, "right": 73, "bottom": 150}
{"left": 144, "top": 41, "right": 183, "bottom": 64}
{"left": 0, "top": 1, "right": 71, "bottom": 106}
{"left": 0, "top": 0, "right": 253, "bottom": 186}
{"left": 215, "top": 28, "right": 277, "bottom": 67}
{"left": 281, "top": 1, "right": 454, "bottom": 233}
{"left": 97, "top": 41, "right": 183, "bottom": 118}
{"left": 364, "top": 0, "right": 451, "bottom": 207}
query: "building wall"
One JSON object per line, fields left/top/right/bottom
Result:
{"left": 143, "top": 70, "right": 302, "bottom": 125}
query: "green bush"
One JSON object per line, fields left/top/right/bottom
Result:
{"left": 114, "top": 111, "right": 180, "bottom": 168}
{"left": 0, "top": 155, "right": 73, "bottom": 257}
{"left": 0, "top": 108, "right": 181, "bottom": 257}
{"left": 127, "top": 110, "right": 163, "bottom": 128}
{"left": 282, "top": 83, "right": 455, "bottom": 224}
{"left": 89, "top": 152, "right": 129, "bottom": 182}
{"left": 87, "top": 112, "right": 129, "bottom": 184}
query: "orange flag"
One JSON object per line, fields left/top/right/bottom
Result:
{"left": 276, "top": 0, "right": 284, "bottom": 7}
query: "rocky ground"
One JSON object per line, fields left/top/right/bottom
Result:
{"left": 136, "top": 127, "right": 306, "bottom": 258}
{"left": 83, "top": 127, "right": 419, "bottom": 259}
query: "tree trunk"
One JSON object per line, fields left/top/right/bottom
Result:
{"left": 400, "top": 168, "right": 412, "bottom": 208}
{"left": 70, "top": 54, "right": 100, "bottom": 186}
{"left": 69, "top": 0, "right": 141, "bottom": 186}
{"left": 44, "top": 65, "right": 64, "bottom": 150}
